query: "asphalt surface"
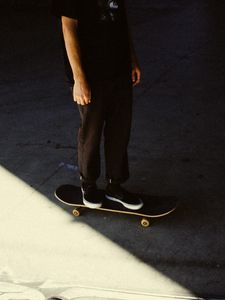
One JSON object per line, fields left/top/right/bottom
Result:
{"left": 0, "top": 1, "right": 225, "bottom": 299}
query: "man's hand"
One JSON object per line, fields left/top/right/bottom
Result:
{"left": 73, "top": 79, "right": 91, "bottom": 106}
{"left": 61, "top": 16, "right": 91, "bottom": 105}
{"left": 132, "top": 58, "right": 141, "bottom": 87}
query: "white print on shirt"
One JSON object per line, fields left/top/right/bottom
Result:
{"left": 109, "top": 0, "right": 119, "bottom": 9}
{"left": 98, "top": 0, "right": 120, "bottom": 22}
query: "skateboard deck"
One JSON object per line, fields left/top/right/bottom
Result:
{"left": 55, "top": 184, "right": 177, "bottom": 228}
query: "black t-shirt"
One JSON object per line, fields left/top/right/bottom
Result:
{"left": 52, "top": 0, "right": 132, "bottom": 83}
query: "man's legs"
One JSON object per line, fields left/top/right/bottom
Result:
{"left": 76, "top": 82, "right": 106, "bottom": 208}
{"left": 77, "top": 76, "right": 132, "bottom": 184}
{"left": 104, "top": 75, "right": 133, "bottom": 184}
{"left": 77, "top": 83, "right": 105, "bottom": 185}
{"left": 104, "top": 75, "right": 143, "bottom": 210}
{"left": 76, "top": 75, "right": 143, "bottom": 210}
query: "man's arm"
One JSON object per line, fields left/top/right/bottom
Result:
{"left": 124, "top": 1, "right": 141, "bottom": 86}
{"left": 61, "top": 16, "right": 91, "bottom": 105}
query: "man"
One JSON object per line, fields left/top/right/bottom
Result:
{"left": 52, "top": 0, "right": 143, "bottom": 210}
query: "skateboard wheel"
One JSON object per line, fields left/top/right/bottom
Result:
{"left": 73, "top": 208, "right": 81, "bottom": 217}
{"left": 141, "top": 218, "right": 150, "bottom": 228}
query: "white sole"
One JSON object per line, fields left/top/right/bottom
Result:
{"left": 105, "top": 195, "right": 143, "bottom": 210}
{"left": 81, "top": 188, "right": 102, "bottom": 209}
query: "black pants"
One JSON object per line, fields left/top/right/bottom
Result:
{"left": 77, "top": 74, "right": 133, "bottom": 185}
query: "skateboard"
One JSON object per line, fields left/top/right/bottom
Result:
{"left": 54, "top": 184, "right": 177, "bottom": 228}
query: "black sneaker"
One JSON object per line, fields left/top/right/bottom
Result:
{"left": 81, "top": 183, "right": 102, "bottom": 209}
{"left": 105, "top": 183, "right": 143, "bottom": 210}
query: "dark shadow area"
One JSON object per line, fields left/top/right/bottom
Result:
{"left": 1, "top": 0, "right": 225, "bottom": 297}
